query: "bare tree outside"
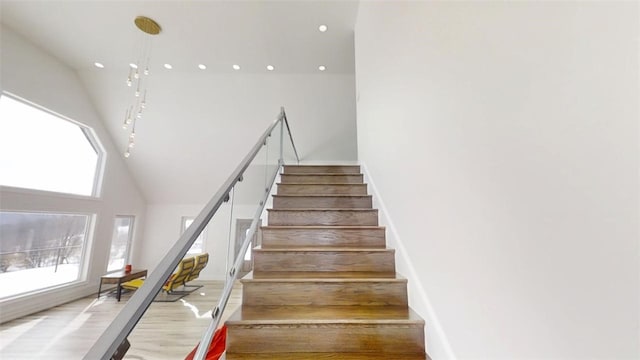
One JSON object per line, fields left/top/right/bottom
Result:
{"left": 0, "top": 212, "right": 88, "bottom": 273}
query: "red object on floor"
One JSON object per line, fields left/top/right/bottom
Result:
{"left": 184, "top": 325, "right": 227, "bottom": 360}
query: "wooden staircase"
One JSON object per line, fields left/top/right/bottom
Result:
{"left": 225, "top": 165, "right": 427, "bottom": 359}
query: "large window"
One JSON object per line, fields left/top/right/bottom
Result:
{"left": 0, "top": 94, "right": 101, "bottom": 196}
{"left": 107, "top": 216, "right": 135, "bottom": 272}
{"left": 181, "top": 217, "right": 206, "bottom": 255}
{"left": 0, "top": 211, "right": 91, "bottom": 299}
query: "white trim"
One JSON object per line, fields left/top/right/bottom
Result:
{"left": 0, "top": 185, "right": 102, "bottom": 202}
{"left": 105, "top": 215, "right": 136, "bottom": 273}
{"left": 361, "top": 162, "right": 457, "bottom": 360}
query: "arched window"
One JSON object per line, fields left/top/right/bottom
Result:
{"left": 0, "top": 94, "right": 102, "bottom": 196}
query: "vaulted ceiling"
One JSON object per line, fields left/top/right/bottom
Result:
{"left": 1, "top": 1, "right": 359, "bottom": 203}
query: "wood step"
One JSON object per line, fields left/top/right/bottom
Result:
{"left": 226, "top": 306, "right": 425, "bottom": 354}
{"left": 227, "top": 163, "right": 427, "bottom": 360}
{"left": 241, "top": 273, "right": 408, "bottom": 306}
{"left": 251, "top": 271, "right": 397, "bottom": 279}
{"left": 268, "top": 209, "right": 378, "bottom": 226}
{"left": 280, "top": 173, "right": 364, "bottom": 184}
{"left": 276, "top": 183, "right": 368, "bottom": 195}
{"left": 227, "top": 305, "right": 416, "bottom": 321}
{"left": 253, "top": 247, "right": 396, "bottom": 273}
{"left": 272, "top": 195, "right": 372, "bottom": 209}
{"left": 283, "top": 165, "right": 361, "bottom": 174}
{"left": 226, "top": 353, "right": 428, "bottom": 359}
{"left": 262, "top": 226, "right": 386, "bottom": 248}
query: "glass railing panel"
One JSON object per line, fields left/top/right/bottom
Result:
{"left": 282, "top": 112, "right": 299, "bottom": 165}
{"left": 226, "top": 150, "right": 263, "bottom": 277}
{"left": 85, "top": 111, "right": 291, "bottom": 360}
{"left": 191, "top": 124, "right": 281, "bottom": 359}
{"left": 266, "top": 120, "right": 283, "bottom": 184}
{"left": 120, "top": 199, "right": 233, "bottom": 358}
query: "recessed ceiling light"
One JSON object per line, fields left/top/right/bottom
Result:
{"left": 164, "top": 63, "right": 173, "bottom": 70}
{"left": 198, "top": 64, "right": 207, "bottom": 70}
{"left": 266, "top": 65, "right": 274, "bottom": 71}
{"left": 318, "top": 65, "right": 326, "bottom": 71}
{"left": 129, "top": 63, "right": 138, "bottom": 69}
{"left": 318, "top": 24, "right": 328, "bottom": 32}
{"left": 94, "top": 62, "right": 104, "bottom": 68}
{"left": 232, "top": 64, "right": 241, "bottom": 70}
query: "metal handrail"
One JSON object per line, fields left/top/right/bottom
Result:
{"left": 194, "top": 107, "right": 298, "bottom": 359}
{"left": 84, "top": 107, "right": 299, "bottom": 360}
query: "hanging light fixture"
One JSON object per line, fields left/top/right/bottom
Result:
{"left": 122, "top": 16, "right": 161, "bottom": 158}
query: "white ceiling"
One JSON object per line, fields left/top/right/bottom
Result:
{"left": 1, "top": 1, "right": 360, "bottom": 204}
{"left": 1, "top": 0, "right": 359, "bottom": 74}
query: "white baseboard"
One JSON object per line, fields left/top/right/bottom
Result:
{"left": 0, "top": 281, "right": 97, "bottom": 324}
{"left": 360, "top": 162, "right": 457, "bottom": 360}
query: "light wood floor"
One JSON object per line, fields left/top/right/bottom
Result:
{"left": 0, "top": 281, "right": 241, "bottom": 359}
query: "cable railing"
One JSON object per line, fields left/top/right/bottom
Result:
{"left": 0, "top": 245, "right": 83, "bottom": 273}
{"left": 84, "top": 107, "right": 299, "bottom": 360}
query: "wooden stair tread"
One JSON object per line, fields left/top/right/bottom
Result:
{"left": 277, "top": 182, "right": 365, "bottom": 185}
{"left": 280, "top": 172, "right": 362, "bottom": 175}
{"left": 273, "top": 194, "right": 371, "bottom": 198}
{"left": 268, "top": 208, "right": 377, "bottom": 211}
{"left": 277, "top": 183, "right": 368, "bottom": 195}
{"left": 226, "top": 353, "right": 427, "bottom": 360}
{"left": 242, "top": 271, "right": 406, "bottom": 282}
{"left": 251, "top": 271, "right": 397, "bottom": 279}
{"left": 253, "top": 246, "right": 393, "bottom": 252}
{"left": 261, "top": 226, "right": 387, "bottom": 248}
{"left": 283, "top": 165, "right": 360, "bottom": 172}
{"left": 262, "top": 225, "right": 384, "bottom": 229}
{"left": 268, "top": 209, "right": 379, "bottom": 226}
{"left": 226, "top": 305, "right": 424, "bottom": 324}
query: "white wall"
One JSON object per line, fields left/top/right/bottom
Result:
{"left": 355, "top": 2, "right": 638, "bottom": 359}
{"left": 79, "top": 69, "right": 359, "bottom": 204}
{"left": 137, "top": 160, "right": 279, "bottom": 279}
{"left": 139, "top": 202, "right": 269, "bottom": 280}
{"left": 0, "top": 26, "right": 147, "bottom": 323}
{"left": 130, "top": 72, "right": 359, "bottom": 277}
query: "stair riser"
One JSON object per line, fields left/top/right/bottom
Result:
{"left": 226, "top": 324, "right": 425, "bottom": 354}
{"left": 262, "top": 228, "right": 386, "bottom": 248}
{"left": 268, "top": 210, "right": 378, "bottom": 226}
{"left": 273, "top": 196, "right": 372, "bottom": 209}
{"left": 277, "top": 184, "right": 367, "bottom": 195}
{"left": 280, "top": 174, "right": 364, "bottom": 184}
{"left": 226, "top": 353, "right": 427, "bottom": 360}
{"left": 242, "top": 281, "right": 408, "bottom": 306}
{"left": 283, "top": 165, "right": 361, "bottom": 174}
{"left": 253, "top": 251, "right": 395, "bottom": 273}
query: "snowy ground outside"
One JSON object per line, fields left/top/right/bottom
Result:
{"left": 0, "top": 264, "right": 80, "bottom": 298}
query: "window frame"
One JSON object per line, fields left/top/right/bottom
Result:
{"left": 0, "top": 92, "right": 106, "bottom": 198}
{"left": 180, "top": 216, "right": 207, "bottom": 256}
{"left": 0, "top": 209, "right": 95, "bottom": 300}
{"left": 106, "top": 215, "right": 135, "bottom": 273}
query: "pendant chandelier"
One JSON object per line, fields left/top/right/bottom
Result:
{"left": 122, "top": 16, "right": 161, "bottom": 158}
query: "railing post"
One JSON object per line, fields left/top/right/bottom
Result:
{"left": 279, "top": 106, "right": 284, "bottom": 165}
